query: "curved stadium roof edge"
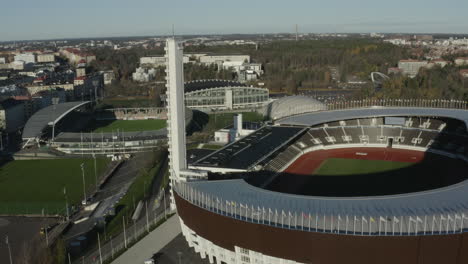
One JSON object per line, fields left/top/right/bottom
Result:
{"left": 22, "top": 101, "right": 92, "bottom": 139}
{"left": 184, "top": 79, "right": 247, "bottom": 93}
{"left": 186, "top": 107, "right": 468, "bottom": 218}
{"left": 276, "top": 107, "right": 468, "bottom": 128}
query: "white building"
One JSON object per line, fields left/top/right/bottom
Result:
{"left": 102, "top": 71, "right": 115, "bottom": 85}
{"left": 132, "top": 67, "right": 156, "bottom": 82}
{"left": 0, "top": 58, "right": 5, "bottom": 64}
{"left": 14, "top": 53, "right": 36, "bottom": 64}
{"left": 140, "top": 56, "right": 166, "bottom": 67}
{"left": 427, "top": 59, "right": 449, "bottom": 68}
{"left": 398, "top": 60, "right": 428, "bottom": 77}
{"left": 37, "top": 54, "right": 55, "bottom": 63}
{"left": 214, "top": 114, "right": 257, "bottom": 144}
{"left": 455, "top": 57, "right": 468, "bottom": 66}
{"left": 200, "top": 54, "right": 250, "bottom": 65}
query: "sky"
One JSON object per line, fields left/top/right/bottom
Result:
{"left": 1, "top": 0, "right": 468, "bottom": 42}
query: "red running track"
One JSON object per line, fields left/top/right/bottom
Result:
{"left": 284, "top": 147, "right": 425, "bottom": 176}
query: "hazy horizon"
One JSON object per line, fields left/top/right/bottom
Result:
{"left": 2, "top": 0, "right": 468, "bottom": 42}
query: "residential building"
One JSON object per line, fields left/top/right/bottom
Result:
{"left": 388, "top": 67, "right": 402, "bottom": 75}
{"left": 140, "top": 56, "right": 166, "bottom": 67}
{"left": 0, "top": 99, "right": 26, "bottom": 133}
{"left": 76, "top": 67, "right": 86, "bottom": 78}
{"left": 132, "top": 67, "right": 156, "bottom": 82}
{"left": 460, "top": 69, "right": 468, "bottom": 78}
{"left": 60, "top": 48, "right": 96, "bottom": 65}
{"left": 455, "top": 57, "right": 468, "bottom": 66}
{"left": 37, "top": 54, "right": 55, "bottom": 63}
{"left": 427, "top": 59, "right": 449, "bottom": 68}
{"left": 398, "top": 60, "right": 428, "bottom": 77}
{"left": 102, "top": 71, "right": 115, "bottom": 85}
{"left": 14, "top": 53, "right": 36, "bottom": 64}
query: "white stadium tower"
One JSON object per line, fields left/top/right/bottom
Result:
{"left": 165, "top": 39, "right": 206, "bottom": 209}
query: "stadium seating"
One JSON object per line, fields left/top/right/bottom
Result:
{"left": 263, "top": 116, "right": 468, "bottom": 172}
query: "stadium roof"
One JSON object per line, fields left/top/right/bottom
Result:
{"left": 276, "top": 107, "right": 468, "bottom": 128}
{"left": 186, "top": 177, "right": 468, "bottom": 217}
{"left": 53, "top": 129, "right": 167, "bottom": 142}
{"left": 265, "top": 96, "right": 327, "bottom": 120}
{"left": 22, "top": 101, "right": 91, "bottom": 140}
{"left": 191, "top": 126, "right": 305, "bottom": 170}
{"left": 184, "top": 79, "right": 246, "bottom": 93}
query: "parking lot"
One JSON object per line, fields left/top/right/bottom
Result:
{"left": 0, "top": 216, "right": 58, "bottom": 262}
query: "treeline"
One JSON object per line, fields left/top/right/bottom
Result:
{"left": 88, "top": 46, "right": 164, "bottom": 80}
{"left": 369, "top": 65, "right": 468, "bottom": 100}
{"left": 184, "top": 63, "right": 233, "bottom": 81}
{"left": 91, "top": 39, "right": 410, "bottom": 97}
{"left": 186, "top": 39, "right": 409, "bottom": 93}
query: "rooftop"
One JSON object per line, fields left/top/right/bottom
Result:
{"left": 191, "top": 126, "right": 305, "bottom": 170}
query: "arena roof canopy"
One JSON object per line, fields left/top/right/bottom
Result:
{"left": 184, "top": 79, "right": 246, "bottom": 93}
{"left": 266, "top": 96, "right": 327, "bottom": 120}
{"left": 276, "top": 107, "right": 468, "bottom": 128}
{"left": 22, "top": 101, "right": 92, "bottom": 140}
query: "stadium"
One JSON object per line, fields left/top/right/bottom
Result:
{"left": 164, "top": 40, "right": 468, "bottom": 264}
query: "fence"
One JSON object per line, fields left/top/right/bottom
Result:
{"left": 326, "top": 99, "right": 468, "bottom": 111}
{"left": 175, "top": 182, "right": 468, "bottom": 237}
{"left": 75, "top": 205, "right": 172, "bottom": 264}
{"left": 0, "top": 202, "right": 69, "bottom": 216}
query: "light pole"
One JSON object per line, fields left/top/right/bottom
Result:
{"left": 64, "top": 186, "right": 69, "bottom": 221}
{"left": 177, "top": 251, "right": 182, "bottom": 264}
{"left": 93, "top": 154, "right": 98, "bottom": 192}
{"left": 163, "top": 188, "right": 167, "bottom": 220}
{"left": 80, "top": 163, "right": 86, "bottom": 205}
{"left": 5, "top": 235, "right": 12, "bottom": 264}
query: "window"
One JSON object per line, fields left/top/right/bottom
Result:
{"left": 312, "top": 138, "right": 322, "bottom": 144}
{"left": 377, "top": 136, "right": 387, "bottom": 142}
{"left": 342, "top": 135, "right": 352, "bottom": 142}
{"left": 241, "top": 256, "right": 250, "bottom": 263}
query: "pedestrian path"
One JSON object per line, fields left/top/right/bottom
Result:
{"left": 111, "top": 215, "right": 181, "bottom": 264}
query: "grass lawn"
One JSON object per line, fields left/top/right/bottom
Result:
{"left": 92, "top": 119, "right": 167, "bottom": 133}
{"left": 315, "top": 158, "right": 413, "bottom": 176}
{"left": 0, "top": 158, "right": 109, "bottom": 215}
{"left": 205, "top": 112, "right": 265, "bottom": 132}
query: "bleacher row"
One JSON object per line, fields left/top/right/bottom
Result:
{"left": 95, "top": 109, "right": 167, "bottom": 120}
{"left": 264, "top": 117, "right": 468, "bottom": 172}
{"left": 264, "top": 144, "right": 302, "bottom": 172}
{"left": 319, "top": 117, "right": 466, "bottom": 134}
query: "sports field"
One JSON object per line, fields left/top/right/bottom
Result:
{"left": 268, "top": 148, "right": 468, "bottom": 197}
{"left": 0, "top": 158, "right": 109, "bottom": 215}
{"left": 92, "top": 119, "right": 167, "bottom": 133}
{"left": 314, "top": 158, "right": 413, "bottom": 176}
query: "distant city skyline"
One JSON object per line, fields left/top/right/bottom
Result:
{"left": 2, "top": 0, "right": 468, "bottom": 42}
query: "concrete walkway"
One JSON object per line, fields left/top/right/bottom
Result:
{"left": 111, "top": 215, "right": 182, "bottom": 264}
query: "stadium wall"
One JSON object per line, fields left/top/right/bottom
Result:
{"left": 175, "top": 192, "right": 468, "bottom": 264}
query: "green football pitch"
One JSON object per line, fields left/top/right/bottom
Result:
{"left": 92, "top": 119, "right": 167, "bottom": 133}
{"left": 0, "top": 158, "right": 109, "bottom": 215}
{"left": 314, "top": 158, "right": 413, "bottom": 176}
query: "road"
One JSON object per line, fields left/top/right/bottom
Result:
{"left": 111, "top": 215, "right": 181, "bottom": 264}
{"left": 75, "top": 194, "right": 171, "bottom": 264}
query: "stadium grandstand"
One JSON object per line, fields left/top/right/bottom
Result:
{"left": 164, "top": 39, "right": 468, "bottom": 264}
{"left": 22, "top": 101, "right": 92, "bottom": 147}
{"left": 184, "top": 79, "right": 269, "bottom": 111}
